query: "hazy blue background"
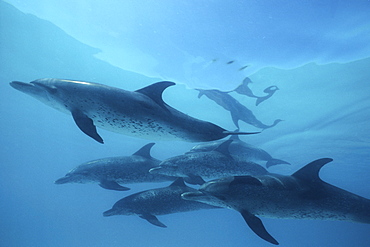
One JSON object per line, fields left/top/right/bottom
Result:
{"left": 1, "top": 1, "right": 369, "bottom": 246}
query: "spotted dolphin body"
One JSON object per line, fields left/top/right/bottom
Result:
{"left": 188, "top": 135, "right": 290, "bottom": 168}
{"left": 149, "top": 140, "right": 268, "bottom": 185}
{"left": 197, "top": 88, "right": 282, "bottom": 129}
{"left": 55, "top": 143, "right": 175, "bottom": 191}
{"left": 103, "top": 178, "right": 219, "bottom": 227}
{"left": 10, "top": 79, "right": 258, "bottom": 143}
{"left": 232, "top": 77, "right": 279, "bottom": 106}
{"left": 182, "top": 158, "right": 370, "bottom": 245}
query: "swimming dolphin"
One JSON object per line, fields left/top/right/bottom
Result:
{"left": 187, "top": 135, "right": 290, "bottom": 168}
{"left": 182, "top": 158, "right": 370, "bottom": 245}
{"left": 55, "top": 143, "right": 175, "bottom": 191}
{"left": 232, "top": 77, "right": 279, "bottom": 106}
{"left": 10, "top": 78, "right": 258, "bottom": 143}
{"left": 149, "top": 140, "right": 268, "bottom": 185}
{"left": 197, "top": 88, "right": 282, "bottom": 129}
{"left": 103, "top": 178, "right": 219, "bottom": 227}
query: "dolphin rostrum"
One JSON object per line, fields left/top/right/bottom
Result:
{"left": 197, "top": 88, "right": 282, "bottom": 129}
{"left": 54, "top": 143, "right": 175, "bottom": 191}
{"left": 103, "top": 178, "right": 219, "bottom": 227}
{"left": 182, "top": 158, "right": 370, "bottom": 245}
{"left": 10, "top": 79, "right": 259, "bottom": 143}
{"left": 187, "top": 135, "right": 290, "bottom": 168}
{"left": 149, "top": 140, "right": 268, "bottom": 185}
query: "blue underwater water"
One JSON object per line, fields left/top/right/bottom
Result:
{"left": 1, "top": 1, "right": 370, "bottom": 246}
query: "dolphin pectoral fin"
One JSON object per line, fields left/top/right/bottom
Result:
{"left": 99, "top": 180, "right": 130, "bottom": 191}
{"left": 185, "top": 174, "right": 206, "bottom": 185}
{"left": 71, "top": 110, "right": 104, "bottom": 144}
{"left": 240, "top": 210, "right": 279, "bottom": 245}
{"left": 139, "top": 214, "right": 167, "bottom": 228}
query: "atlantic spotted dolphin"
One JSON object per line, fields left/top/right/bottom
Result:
{"left": 55, "top": 143, "right": 175, "bottom": 191}
{"left": 188, "top": 135, "right": 290, "bottom": 168}
{"left": 149, "top": 140, "right": 268, "bottom": 185}
{"left": 10, "top": 79, "right": 258, "bottom": 143}
{"left": 232, "top": 77, "right": 279, "bottom": 106}
{"left": 197, "top": 88, "right": 282, "bottom": 129}
{"left": 182, "top": 158, "right": 370, "bottom": 245}
{"left": 103, "top": 178, "right": 219, "bottom": 227}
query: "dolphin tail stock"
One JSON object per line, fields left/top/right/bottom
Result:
{"left": 223, "top": 130, "right": 260, "bottom": 137}
{"left": 266, "top": 158, "right": 291, "bottom": 168}
{"left": 261, "top": 119, "right": 284, "bottom": 130}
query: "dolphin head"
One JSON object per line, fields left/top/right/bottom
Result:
{"left": 181, "top": 177, "right": 236, "bottom": 208}
{"left": 103, "top": 198, "right": 132, "bottom": 217}
{"left": 54, "top": 165, "right": 97, "bottom": 184}
{"left": 10, "top": 79, "right": 71, "bottom": 113}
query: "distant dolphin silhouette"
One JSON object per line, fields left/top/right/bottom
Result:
{"left": 103, "top": 178, "right": 219, "bottom": 227}
{"left": 10, "top": 79, "right": 259, "bottom": 143}
{"left": 197, "top": 89, "right": 282, "bottom": 129}
{"left": 232, "top": 77, "right": 279, "bottom": 106}
{"left": 182, "top": 158, "right": 370, "bottom": 245}
{"left": 54, "top": 143, "right": 175, "bottom": 191}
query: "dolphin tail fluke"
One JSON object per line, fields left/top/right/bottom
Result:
{"left": 240, "top": 210, "right": 279, "bottom": 245}
{"left": 140, "top": 214, "right": 167, "bottom": 228}
{"left": 266, "top": 158, "right": 291, "bottom": 168}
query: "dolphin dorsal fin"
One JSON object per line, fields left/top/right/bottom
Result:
{"left": 135, "top": 81, "right": 175, "bottom": 109}
{"left": 132, "top": 143, "right": 155, "bottom": 158}
{"left": 214, "top": 140, "right": 233, "bottom": 157}
{"left": 169, "top": 178, "right": 186, "bottom": 187}
{"left": 292, "top": 158, "right": 333, "bottom": 183}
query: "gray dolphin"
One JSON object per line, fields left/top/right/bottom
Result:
{"left": 182, "top": 158, "right": 370, "bottom": 245}
{"left": 10, "top": 78, "right": 258, "bottom": 143}
{"left": 55, "top": 143, "right": 175, "bottom": 191}
{"left": 232, "top": 77, "right": 279, "bottom": 106}
{"left": 197, "top": 88, "right": 282, "bottom": 129}
{"left": 188, "top": 135, "right": 290, "bottom": 168}
{"left": 103, "top": 178, "right": 219, "bottom": 227}
{"left": 149, "top": 140, "right": 268, "bottom": 185}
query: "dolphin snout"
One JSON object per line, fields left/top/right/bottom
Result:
{"left": 148, "top": 167, "right": 162, "bottom": 174}
{"left": 54, "top": 176, "right": 73, "bottom": 184}
{"left": 9, "top": 81, "right": 32, "bottom": 90}
{"left": 103, "top": 209, "right": 116, "bottom": 217}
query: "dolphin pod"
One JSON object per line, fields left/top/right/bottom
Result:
{"left": 182, "top": 158, "right": 370, "bottom": 245}
{"left": 10, "top": 78, "right": 369, "bottom": 245}
{"left": 10, "top": 78, "right": 259, "bottom": 143}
